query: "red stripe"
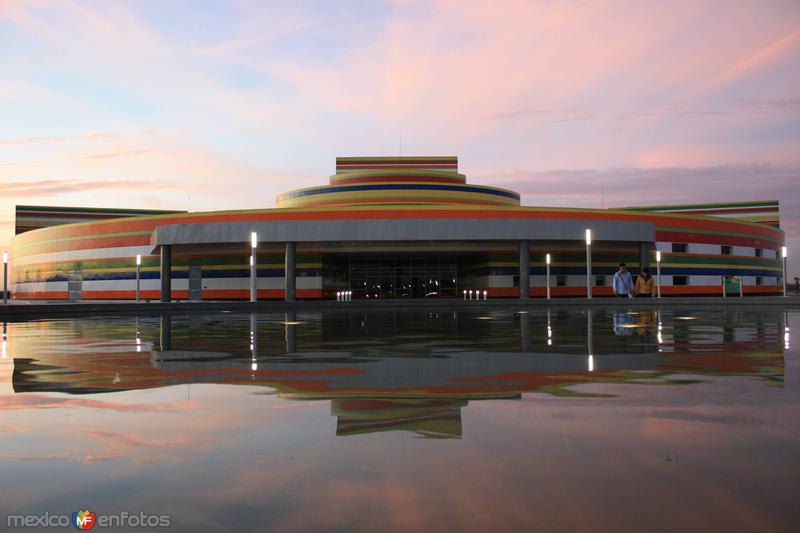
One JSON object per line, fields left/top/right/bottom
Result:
{"left": 12, "top": 291, "right": 69, "bottom": 299}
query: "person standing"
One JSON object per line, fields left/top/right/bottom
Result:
{"left": 613, "top": 263, "right": 634, "bottom": 298}
{"left": 635, "top": 268, "right": 655, "bottom": 297}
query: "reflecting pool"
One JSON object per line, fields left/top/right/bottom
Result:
{"left": 1, "top": 307, "right": 798, "bottom": 532}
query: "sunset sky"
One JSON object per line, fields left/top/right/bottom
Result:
{"left": 1, "top": 0, "right": 799, "bottom": 273}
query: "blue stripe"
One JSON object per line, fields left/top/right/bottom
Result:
{"left": 279, "top": 183, "right": 520, "bottom": 201}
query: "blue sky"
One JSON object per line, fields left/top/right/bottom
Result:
{"left": 1, "top": 0, "right": 799, "bottom": 272}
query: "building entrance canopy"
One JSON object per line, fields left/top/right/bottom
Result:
{"left": 150, "top": 217, "right": 655, "bottom": 249}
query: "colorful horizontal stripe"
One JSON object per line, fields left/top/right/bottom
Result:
{"left": 625, "top": 200, "right": 780, "bottom": 227}
{"left": 15, "top": 205, "right": 184, "bottom": 235}
{"left": 276, "top": 183, "right": 521, "bottom": 208}
{"left": 335, "top": 156, "right": 458, "bottom": 174}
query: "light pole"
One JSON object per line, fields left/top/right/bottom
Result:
{"left": 782, "top": 246, "right": 788, "bottom": 297}
{"left": 545, "top": 253, "right": 551, "bottom": 300}
{"left": 585, "top": 229, "right": 592, "bottom": 299}
{"left": 2, "top": 250, "right": 8, "bottom": 304}
{"left": 656, "top": 250, "right": 662, "bottom": 298}
{"left": 250, "top": 232, "right": 258, "bottom": 302}
{"left": 135, "top": 254, "right": 141, "bottom": 302}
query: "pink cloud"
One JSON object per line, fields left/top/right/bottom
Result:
{"left": 0, "top": 394, "right": 193, "bottom": 412}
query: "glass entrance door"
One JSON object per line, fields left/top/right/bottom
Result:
{"left": 349, "top": 258, "right": 457, "bottom": 299}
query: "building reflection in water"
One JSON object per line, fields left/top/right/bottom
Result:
{"left": 786, "top": 310, "right": 791, "bottom": 351}
{"left": 2, "top": 321, "right": 7, "bottom": 360}
{"left": 250, "top": 313, "right": 257, "bottom": 373}
{"left": 11, "top": 308, "right": 787, "bottom": 438}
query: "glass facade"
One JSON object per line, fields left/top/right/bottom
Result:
{"left": 349, "top": 258, "right": 458, "bottom": 299}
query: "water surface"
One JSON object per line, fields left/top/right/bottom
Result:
{"left": 1, "top": 307, "right": 797, "bottom": 532}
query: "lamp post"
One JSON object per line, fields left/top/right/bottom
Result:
{"left": 656, "top": 250, "right": 662, "bottom": 298}
{"left": 250, "top": 232, "right": 258, "bottom": 302}
{"left": 2, "top": 250, "right": 7, "bottom": 305}
{"left": 135, "top": 254, "right": 141, "bottom": 303}
{"left": 585, "top": 229, "right": 592, "bottom": 299}
{"left": 545, "top": 253, "right": 551, "bottom": 300}
{"left": 782, "top": 246, "right": 788, "bottom": 297}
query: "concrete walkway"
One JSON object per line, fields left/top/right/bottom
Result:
{"left": 1, "top": 295, "right": 799, "bottom": 317}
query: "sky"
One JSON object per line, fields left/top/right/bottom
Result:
{"left": 1, "top": 0, "right": 799, "bottom": 274}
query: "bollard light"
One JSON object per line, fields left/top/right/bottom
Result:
{"left": 483, "top": 290, "right": 487, "bottom": 300}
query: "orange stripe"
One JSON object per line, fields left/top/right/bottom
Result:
{"left": 12, "top": 291, "right": 69, "bottom": 299}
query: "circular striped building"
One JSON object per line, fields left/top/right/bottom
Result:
{"left": 9, "top": 156, "right": 785, "bottom": 301}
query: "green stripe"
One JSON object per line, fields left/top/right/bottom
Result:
{"left": 626, "top": 200, "right": 778, "bottom": 211}
{"left": 16, "top": 205, "right": 182, "bottom": 215}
